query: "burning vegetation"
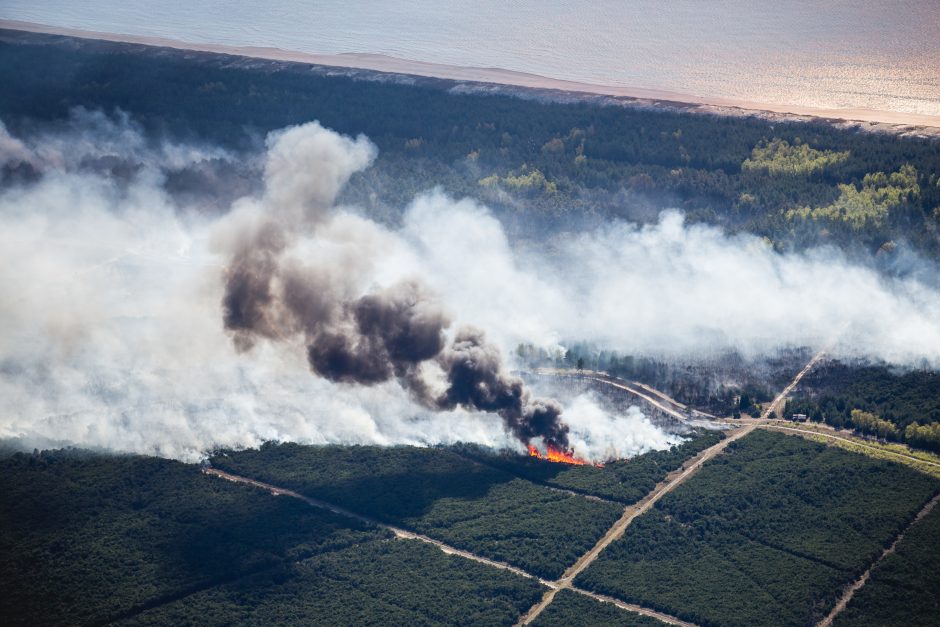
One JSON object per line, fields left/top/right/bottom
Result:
{"left": 528, "top": 444, "right": 590, "bottom": 466}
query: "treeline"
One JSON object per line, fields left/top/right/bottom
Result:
{"left": 453, "top": 429, "right": 725, "bottom": 503}
{"left": 455, "top": 430, "right": 724, "bottom": 504}
{"left": 787, "top": 360, "right": 940, "bottom": 451}
{"left": 1, "top": 29, "right": 939, "bottom": 259}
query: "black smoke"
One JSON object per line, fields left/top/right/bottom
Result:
{"left": 434, "top": 328, "right": 569, "bottom": 448}
{"left": 222, "top": 268, "right": 570, "bottom": 449}
{"left": 218, "top": 121, "right": 569, "bottom": 450}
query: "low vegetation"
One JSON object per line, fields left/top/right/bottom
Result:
{"left": 455, "top": 429, "right": 724, "bottom": 503}
{"left": 211, "top": 444, "right": 623, "bottom": 579}
{"left": 575, "top": 430, "right": 939, "bottom": 626}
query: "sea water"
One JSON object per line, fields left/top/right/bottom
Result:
{"left": 2, "top": 0, "right": 938, "bottom": 116}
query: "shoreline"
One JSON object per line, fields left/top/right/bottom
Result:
{"left": 3, "top": 18, "right": 940, "bottom": 134}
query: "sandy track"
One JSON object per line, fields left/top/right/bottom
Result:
{"left": 516, "top": 422, "right": 756, "bottom": 626}
{"left": 761, "top": 351, "right": 828, "bottom": 420}
{"left": 517, "top": 352, "right": 827, "bottom": 625}
{"left": 205, "top": 467, "right": 694, "bottom": 625}
{"left": 536, "top": 368, "right": 692, "bottom": 423}
{"left": 817, "top": 492, "right": 940, "bottom": 627}
{"left": 764, "top": 424, "right": 940, "bottom": 469}
{"left": 204, "top": 468, "right": 548, "bottom": 584}
{"left": 570, "top": 587, "right": 698, "bottom": 627}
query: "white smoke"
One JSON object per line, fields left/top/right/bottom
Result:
{"left": 1, "top": 114, "right": 939, "bottom": 462}
{"left": 405, "top": 192, "right": 940, "bottom": 365}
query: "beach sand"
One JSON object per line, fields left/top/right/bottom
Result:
{"left": 3, "top": 19, "right": 939, "bottom": 134}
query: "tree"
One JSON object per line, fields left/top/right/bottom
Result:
{"left": 576, "top": 357, "right": 585, "bottom": 371}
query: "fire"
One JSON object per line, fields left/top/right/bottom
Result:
{"left": 528, "top": 444, "right": 588, "bottom": 466}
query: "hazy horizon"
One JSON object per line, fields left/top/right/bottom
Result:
{"left": 2, "top": 0, "right": 939, "bottom": 118}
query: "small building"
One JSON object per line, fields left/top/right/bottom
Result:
{"left": 791, "top": 413, "right": 808, "bottom": 422}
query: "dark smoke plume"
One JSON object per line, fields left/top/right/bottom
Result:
{"left": 218, "top": 121, "right": 569, "bottom": 449}
{"left": 434, "top": 328, "right": 568, "bottom": 448}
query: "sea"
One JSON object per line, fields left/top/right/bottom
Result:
{"left": 2, "top": 0, "right": 938, "bottom": 117}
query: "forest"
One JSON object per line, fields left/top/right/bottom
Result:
{"left": 833, "top": 499, "right": 940, "bottom": 626}
{"left": 575, "top": 430, "right": 939, "bottom": 626}
{"left": 211, "top": 444, "right": 623, "bottom": 580}
{"left": 1, "top": 29, "right": 939, "bottom": 261}
{"left": 124, "top": 540, "right": 543, "bottom": 626}
{"left": 531, "top": 590, "right": 663, "bottom": 627}
{"left": 787, "top": 360, "right": 940, "bottom": 451}
{"left": 454, "top": 429, "right": 723, "bottom": 503}
{"left": 3, "top": 435, "right": 938, "bottom": 626}
{"left": 0, "top": 449, "right": 545, "bottom": 626}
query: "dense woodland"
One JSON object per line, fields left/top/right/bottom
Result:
{"left": 1, "top": 29, "right": 939, "bottom": 260}
{"left": 531, "top": 590, "right": 664, "bottom": 627}
{"left": 788, "top": 360, "right": 940, "bottom": 451}
{"left": 455, "top": 429, "right": 723, "bottom": 503}
{"left": 3, "top": 30, "right": 940, "bottom": 626}
{"left": 833, "top": 499, "right": 940, "bottom": 626}
{"left": 0, "top": 449, "right": 545, "bottom": 626}
{"left": 3, "top": 436, "right": 938, "bottom": 626}
{"left": 124, "top": 539, "right": 543, "bottom": 626}
{"left": 211, "top": 444, "right": 623, "bottom": 579}
{"left": 576, "top": 430, "right": 939, "bottom": 627}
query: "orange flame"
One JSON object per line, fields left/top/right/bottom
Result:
{"left": 528, "top": 444, "right": 588, "bottom": 465}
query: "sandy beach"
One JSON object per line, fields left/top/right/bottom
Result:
{"left": 3, "top": 19, "right": 940, "bottom": 133}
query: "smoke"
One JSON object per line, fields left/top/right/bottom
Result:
{"left": 403, "top": 193, "right": 940, "bottom": 365}
{"left": 215, "top": 122, "right": 569, "bottom": 450}
{"left": 1, "top": 112, "right": 939, "bottom": 463}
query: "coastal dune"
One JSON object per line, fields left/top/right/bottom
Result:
{"left": 2, "top": 18, "right": 940, "bottom": 133}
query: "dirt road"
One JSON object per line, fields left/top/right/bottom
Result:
{"left": 763, "top": 424, "right": 940, "bottom": 469}
{"left": 205, "top": 467, "right": 693, "bottom": 624}
{"left": 517, "top": 351, "right": 827, "bottom": 625}
{"left": 204, "top": 468, "right": 548, "bottom": 585}
{"left": 515, "top": 422, "right": 755, "bottom": 625}
{"left": 762, "top": 351, "right": 827, "bottom": 419}
{"left": 817, "top": 492, "right": 940, "bottom": 627}
{"left": 536, "top": 368, "right": 693, "bottom": 423}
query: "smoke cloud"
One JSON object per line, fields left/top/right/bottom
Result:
{"left": 215, "top": 122, "right": 570, "bottom": 450}
{"left": 1, "top": 112, "right": 939, "bottom": 462}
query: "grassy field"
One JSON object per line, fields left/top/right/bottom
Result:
{"left": 211, "top": 444, "right": 624, "bottom": 579}
{"left": 454, "top": 430, "right": 724, "bottom": 503}
{"left": 575, "top": 430, "right": 939, "bottom": 627}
